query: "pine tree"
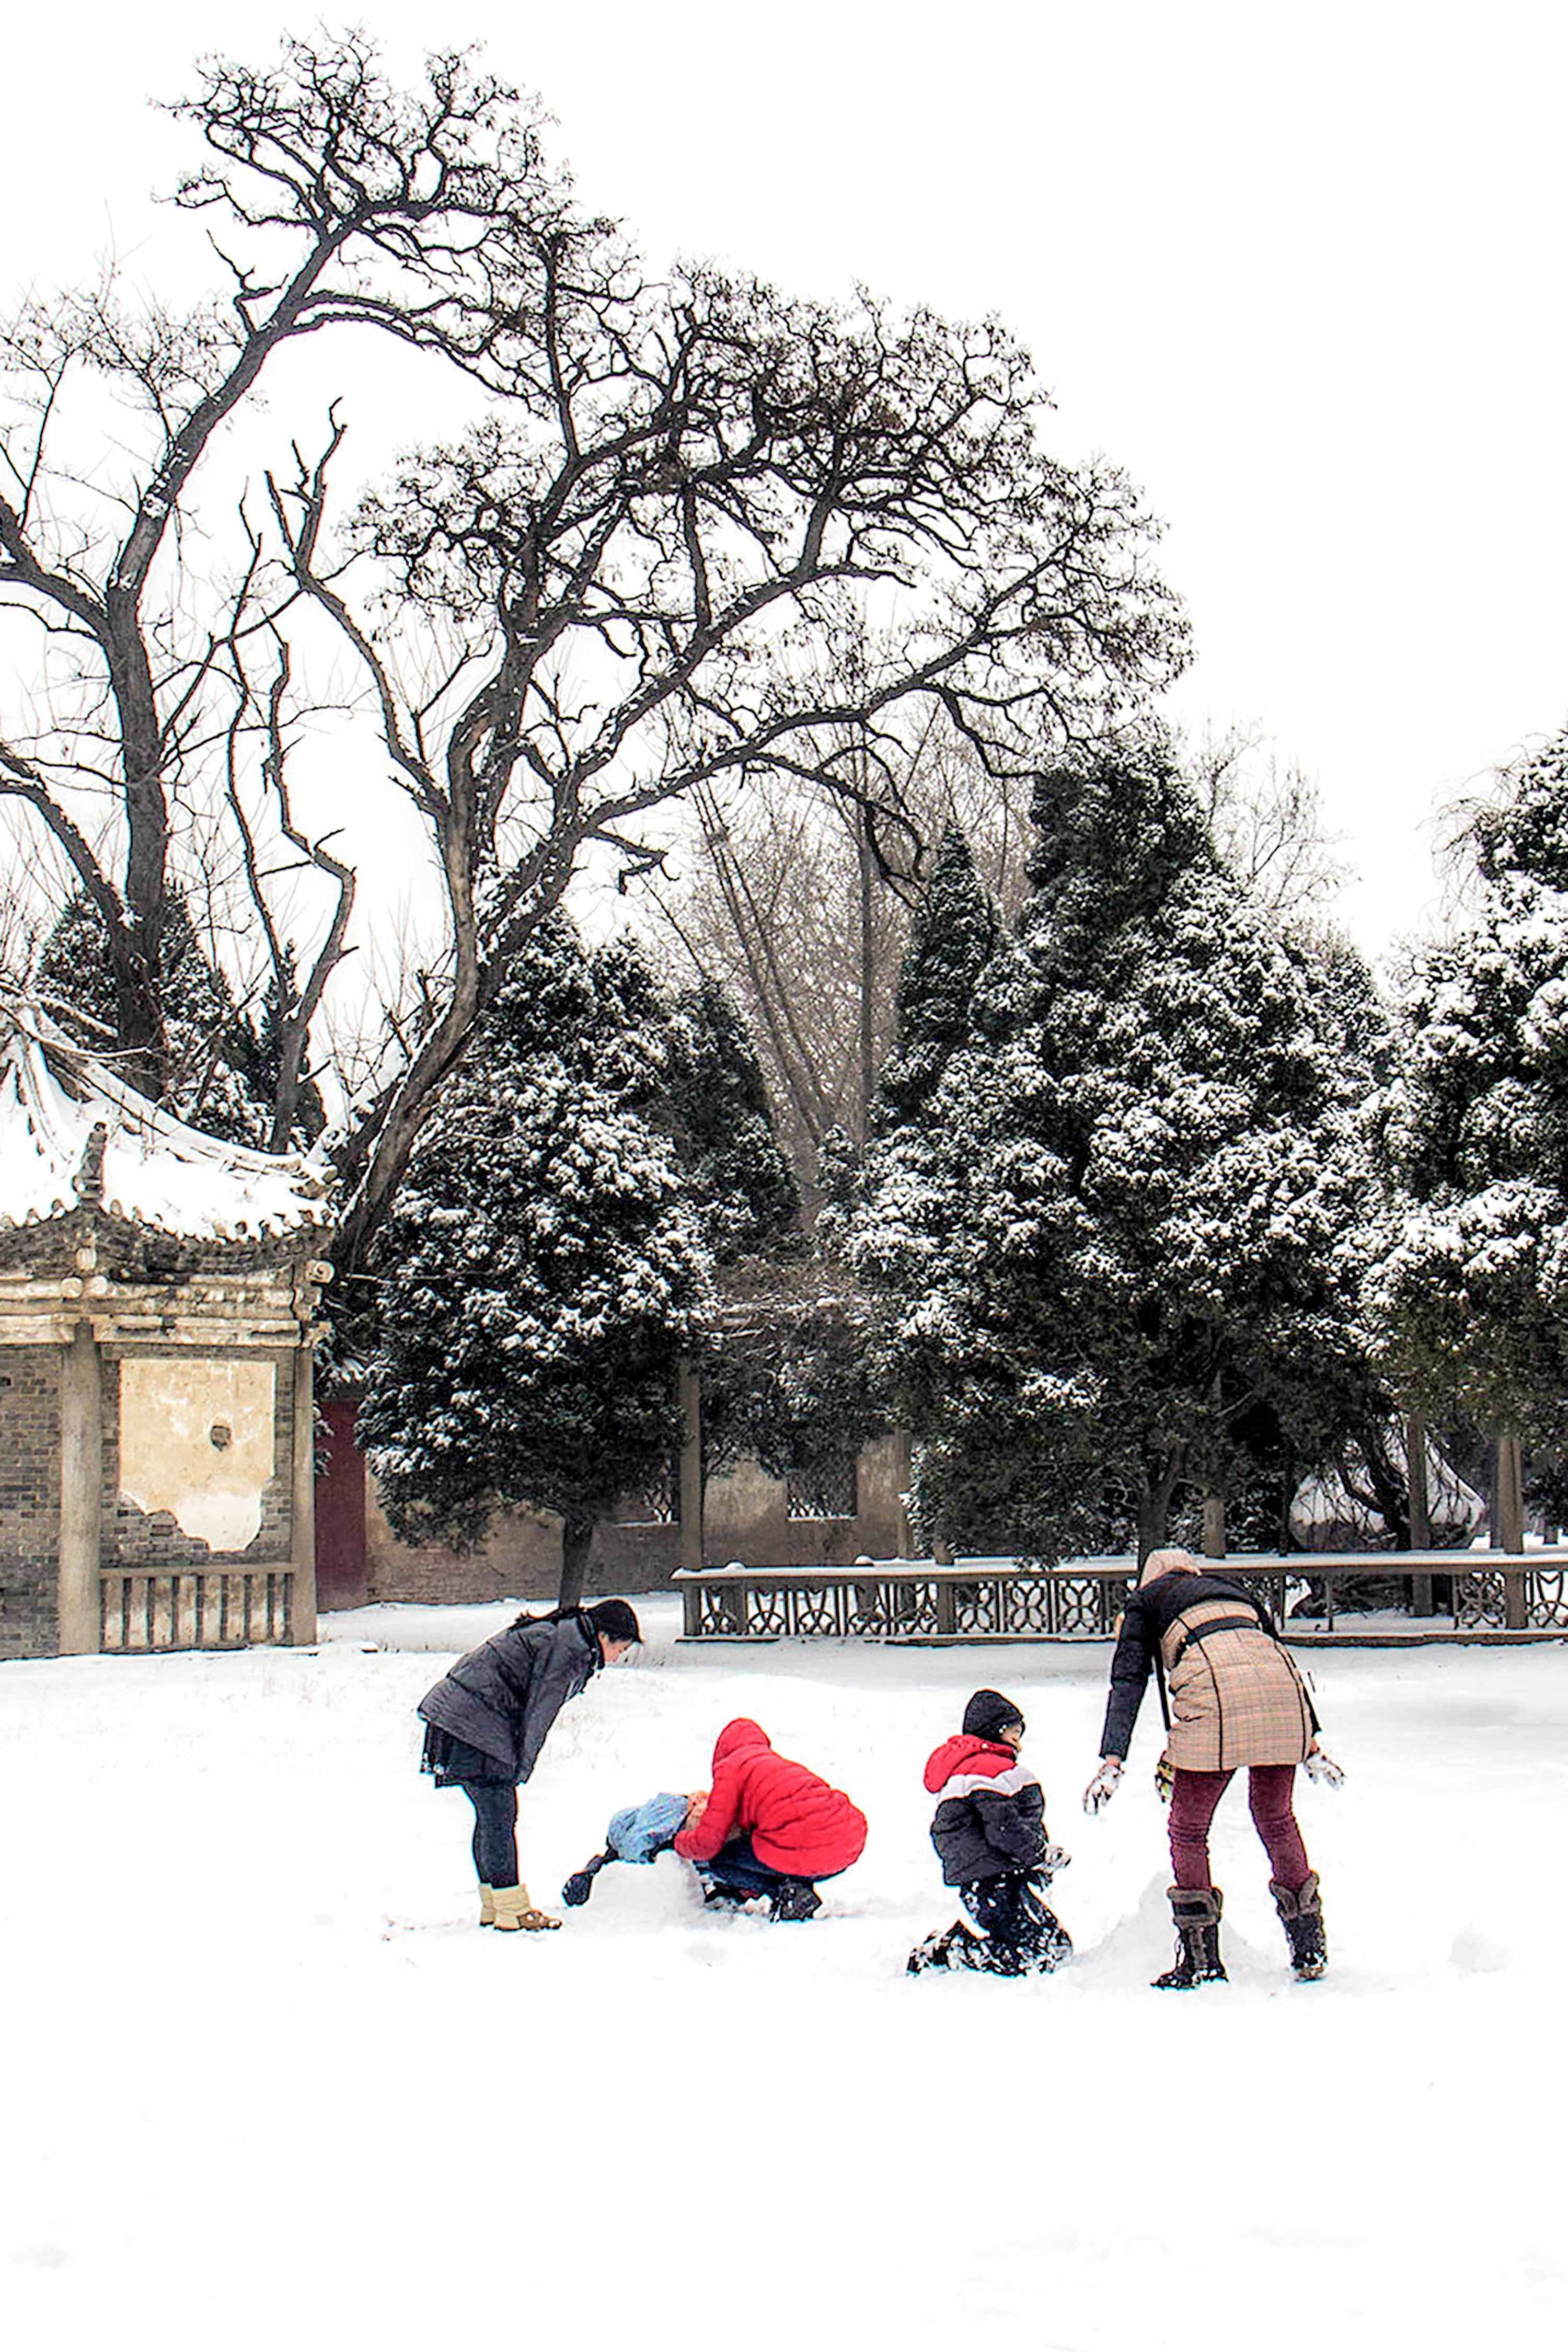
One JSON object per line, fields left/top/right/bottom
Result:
{"left": 854, "top": 732, "right": 1379, "bottom": 1560}
{"left": 665, "top": 977, "right": 800, "bottom": 1260}
{"left": 874, "top": 827, "right": 1004, "bottom": 1128}
{"left": 1369, "top": 732, "right": 1568, "bottom": 1452}
{"left": 35, "top": 892, "right": 323, "bottom": 1149}
{"left": 359, "top": 916, "right": 710, "bottom": 1605}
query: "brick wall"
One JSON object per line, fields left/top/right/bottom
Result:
{"left": 360, "top": 1432, "right": 910, "bottom": 1606}
{"left": 0, "top": 1346, "right": 61, "bottom": 1660}
{"left": 363, "top": 1488, "right": 677, "bottom": 1606}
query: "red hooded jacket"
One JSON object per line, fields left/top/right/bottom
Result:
{"left": 673, "top": 1718, "right": 868, "bottom": 1878}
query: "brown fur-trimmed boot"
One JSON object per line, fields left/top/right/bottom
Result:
{"left": 1271, "top": 1871, "right": 1328, "bottom": 1980}
{"left": 479, "top": 1883, "right": 497, "bottom": 1928}
{"left": 491, "top": 1883, "right": 562, "bottom": 1933}
{"left": 1152, "top": 1886, "right": 1227, "bottom": 1989}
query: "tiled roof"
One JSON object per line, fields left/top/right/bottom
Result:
{"left": 0, "top": 1007, "right": 332, "bottom": 1242}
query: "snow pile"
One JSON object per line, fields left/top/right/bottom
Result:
{"left": 2, "top": 1603, "right": 1564, "bottom": 2350}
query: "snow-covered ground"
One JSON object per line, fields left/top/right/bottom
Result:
{"left": 4, "top": 1600, "right": 1565, "bottom": 2351}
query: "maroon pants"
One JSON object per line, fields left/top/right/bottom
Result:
{"left": 1168, "top": 1764, "right": 1310, "bottom": 1892}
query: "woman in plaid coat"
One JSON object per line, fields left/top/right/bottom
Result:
{"left": 1082, "top": 1548, "right": 1334, "bottom": 1990}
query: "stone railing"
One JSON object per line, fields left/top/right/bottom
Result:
{"left": 675, "top": 1549, "right": 1568, "bottom": 1642}
{"left": 99, "top": 1566, "right": 296, "bottom": 1653}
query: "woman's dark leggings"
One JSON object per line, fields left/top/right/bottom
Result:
{"left": 1169, "top": 1764, "right": 1310, "bottom": 1892}
{"left": 460, "top": 1783, "right": 519, "bottom": 1889}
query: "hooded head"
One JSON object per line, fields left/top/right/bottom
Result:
{"left": 711, "top": 1718, "right": 772, "bottom": 1772}
{"left": 961, "top": 1689, "right": 1025, "bottom": 1746}
{"left": 1140, "top": 1546, "right": 1198, "bottom": 1588}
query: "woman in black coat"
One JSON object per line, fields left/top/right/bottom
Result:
{"left": 418, "top": 1597, "right": 641, "bottom": 1930}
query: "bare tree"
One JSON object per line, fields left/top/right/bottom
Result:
{"left": 1, "top": 34, "right": 568, "bottom": 1106}
{"left": 1190, "top": 726, "right": 1346, "bottom": 922}
{"left": 643, "top": 715, "right": 1031, "bottom": 1185}
{"left": 1, "top": 30, "right": 1186, "bottom": 1290}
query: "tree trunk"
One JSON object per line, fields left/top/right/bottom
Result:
{"left": 677, "top": 1359, "right": 704, "bottom": 1574}
{"left": 1136, "top": 1470, "right": 1180, "bottom": 1566}
{"left": 558, "top": 1515, "right": 596, "bottom": 1611}
{"left": 1201, "top": 1491, "right": 1226, "bottom": 1559}
{"left": 857, "top": 800, "right": 876, "bottom": 1142}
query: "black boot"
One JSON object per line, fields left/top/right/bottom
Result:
{"left": 1151, "top": 1886, "right": 1227, "bottom": 1989}
{"left": 769, "top": 1878, "right": 822, "bottom": 1923}
{"left": 1271, "top": 1871, "right": 1328, "bottom": 1980}
{"left": 906, "top": 1921, "right": 968, "bottom": 1975}
{"left": 700, "top": 1878, "right": 751, "bottom": 1911}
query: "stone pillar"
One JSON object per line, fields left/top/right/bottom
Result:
{"left": 1406, "top": 1415, "right": 1433, "bottom": 1615}
{"left": 1496, "top": 1433, "right": 1526, "bottom": 1629}
{"left": 57, "top": 1320, "right": 102, "bottom": 1655}
{"left": 1201, "top": 1493, "right": 1226, "bottom": 1559}
{"left": 677, "top": 1359, "right": 704, "bottom": 1574}
{"left": 290, "top": 1343, "right": 318, "bottom": 1644}
{"left": 1495, "top": 1434, "right": 1525, "bottom": 1552}
{"left": 891, "top": 1430, "right": 914, "bottom": 1561}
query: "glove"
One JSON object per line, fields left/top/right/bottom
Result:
{"left": 1040, "top": 1843, "right": 1072, "bottom": 1877}
{"left": 561, "top": 1852, "right": 610, "bottom": 1906}
{"left": 1154, "top": 1752, "right": 1174, "bottom": 1806}
{"left": 1303, "top": 1748, "right": 1345, "bottom": 1789}
{"left": 1082, "top": 1759, "right": 1123, "bottom": 1815}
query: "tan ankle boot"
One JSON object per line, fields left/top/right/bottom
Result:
{"left": 491, "top": 1883, "right": 562, "bottom": 1933}
{"left": 479, "top": 1884, "right": 496, "bottom": 1928}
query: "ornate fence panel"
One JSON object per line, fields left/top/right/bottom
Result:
{"left": 678, "top": 1563, "right": 1138, "bottom": 1641}
{"left": 676, "top": 1551, "right": 1568, "bottom": 1642}
{"left": 1527, "top": 1560, "right": 1568, "bottom": 1628}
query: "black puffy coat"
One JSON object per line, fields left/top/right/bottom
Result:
{"left": 924, "top": 1731, "right": 1050, "bottom": 1886}
{"left": 418, "top": 1613, "right": 598, "bottom": 1784}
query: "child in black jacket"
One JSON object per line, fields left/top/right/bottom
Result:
{"left": 907, "top": 1688, "right": 1072, "bottom": 1977}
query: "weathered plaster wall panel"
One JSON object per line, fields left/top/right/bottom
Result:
{"left": 116, "top": 1357, "right": 280, "bottom": 1555}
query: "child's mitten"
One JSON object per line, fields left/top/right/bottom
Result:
{"left": 1302, "top": 1748, "right": 1345, "bottom": 1789}
{"left": 1082, "top": 1759, "right": 1123, "bottom": 1814}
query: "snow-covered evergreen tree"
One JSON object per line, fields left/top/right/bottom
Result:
{"left": 665, "top": 977, "right": 800, "bottom": 1261}
{"left": 360, "top": 916, "right": 709, "bottom": 1604}
{"left": 874, "top": 827, "right": 1005, "bottom": 1129}
{"left": 36, "top": 891, "right": 324, "bottom": 1149}
{"left": 1369, "top": 732, "right": 1568, "bottom": 1448}
{"left": 853, "top": 732, "right": 1380, "bottom": 1559}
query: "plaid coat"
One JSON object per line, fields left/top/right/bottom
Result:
{"left": 1159, "top": 1595, "right": 1315, "bottom": 1771}
{"left": 1101, "top": 1572, "right": 1317, "bottom": 1771}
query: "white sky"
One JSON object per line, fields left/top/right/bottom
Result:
{"left": 5, "top": 0, "right": 1567, "bottom": 963}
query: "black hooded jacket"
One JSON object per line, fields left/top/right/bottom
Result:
{"left": 419, "top": 1612, "right": 598, "bottom": 1783}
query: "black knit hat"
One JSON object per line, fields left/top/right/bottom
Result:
{"left": 586, "top": 1598, "right": 642, "bottom": 1647}
{"left": 962, "top": 1688, "right": 1024, "bottom": 1742}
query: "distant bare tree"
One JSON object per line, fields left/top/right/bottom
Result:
{"left": 1190, "top": 727, "right": 1346, "bottom": 922}
{"left": 2, "top": 29, "right": 1185, "bottom": 1291}
{"left": 645, "top": 716, "right": 1031, "bottom": 1185}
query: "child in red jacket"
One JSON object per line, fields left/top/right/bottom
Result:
{"left": 674, "top": 1717, "right": 868, "bottom": 1921}
{"left": 908, "top": 1688, "right": 1072, "bottom": 1976}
